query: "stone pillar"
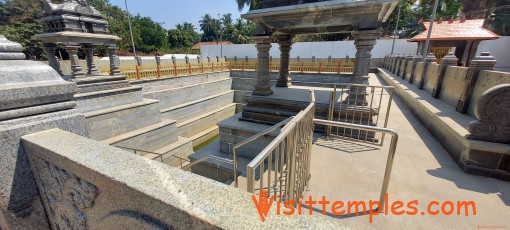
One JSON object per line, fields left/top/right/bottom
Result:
{"left": 396, "top": 55, "right": 404, "bottom": 76}
{"left": 83, "top": 44, "right": 98, "bottom": 74}
{"left": 403, "top": 54, "right": 414, "bottom": 80}
{"left": 417, "top": 53, "right": 436, "bottom": 89}
{"left": 135, "top": 56, "right": 142, "bottom": 66}
{"left": 108, "top": 45, "right": 121, "bottom": 75}
{"left": 42, "top": 43, "right": 63, "bottom": 76}
{"left": 155, "top": 55, "right": 161, "bottom": 65}
{"left": 348, "top": 29, "right": 381, "bottom": 104}
{"left": 456, "top": 52, "right": 497, "bottom": 113}
{"left": 66, "top": 45, "right": 85, "bottom": 79}
{"left": 409, "top": 53, "right": 422, "bottom": 84}
{"left": 432, "top": 52, "right": 457, "bottom": 98}
{"left": 466, "top": 41, "right": 481, "bottom": 67}
{"left": 276, "top": 35, "right": 293, "bottom": 87}
{"left": 252, "top": 36, "right": 273, "bottom": 96}
{"left": 391, "top": 55, "right": 398, "bottom": 73}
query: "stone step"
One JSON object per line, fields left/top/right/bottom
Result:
{"left": 189, "top": 140, "right": 252, "bottom": 183}
{"left": 77, "top": 79, "right": 131, "bottom": 94}
{"left": 189, "top": 125, "right": 219, "bottom": 148}
{"left": 144, "top": 78, "right": 232, "bottom": 110}
{"left": 75, "top": 74, "right": 127, "bottom": 85}
{"left": 75, "top": 85, "right": 144, "bottom": 113}
{"left": 101, "top": 118, "right": 178, "bottom": 152}
{"left": 131, "top": 71, "right": 230, "bottom": 92}
{"left": 84, "top": 99, "right": 162, "bottom": 141}
{"left": 143, "top": 136, "right": 194, "bottom": 167}
{"left": 161, "top": 90, "right": 234, "bottom": 123}
{"left": 177, "top": 103, "right": 236, "bottom": 139}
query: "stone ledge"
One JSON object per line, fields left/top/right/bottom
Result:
{"left": 21, "top": 129, "right": 344, "bottom": 229}
{"left": 101, "top": 118, "right": 177, "bottom": 146}
{"left": 83, "top": 99, "right": 159, "bottom": 118}
{"left": 377, "top": 68, "right": 510, "bottom": 180}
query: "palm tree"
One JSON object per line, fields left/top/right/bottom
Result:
{"left": 199, "top": 14, "right": 214, "bottom": 33}
{"left": 235, "top": 0, "right": 260, "bottom": 11}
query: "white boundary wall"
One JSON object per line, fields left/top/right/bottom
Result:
{"left": 201, "top": 37, "right": 510, "bottom": 71}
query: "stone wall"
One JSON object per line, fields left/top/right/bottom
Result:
{"left": 381, "top": 52, "right": 510, "bottom": 180}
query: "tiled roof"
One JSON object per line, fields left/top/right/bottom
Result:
{"left": 409, "top": 19, "right": 500, "bottom": 42}
{"left": 192, "top": 41, "right": 234, "bottom": 50}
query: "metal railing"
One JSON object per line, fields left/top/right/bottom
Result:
{"left": 100, "top": 60, "right": 355, "bottom": 81}
{"left": 115, "top": 146, "right": 232, "bottom": 171}
{"left": 246, "top": 90, "right": 316, "bottom": 204}
{"left": 232, "top": 116, "right": 294, "bottom": 188}
{"left": 313, "top": 119, "right": 399, "bottom": 208}
{"left": 326, "top": 83, "right": 394, "bottom": 146}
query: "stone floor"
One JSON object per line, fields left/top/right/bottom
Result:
{"left": 301, "top": 74, "right": 510, "bottom": 229}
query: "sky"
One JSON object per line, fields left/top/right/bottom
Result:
{"left": 108, "top": 0, "right": 249, "bottom": 31}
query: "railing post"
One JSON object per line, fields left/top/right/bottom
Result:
{"left": 201, "top": 63, "right": 204, "bottom": 73}
{"left": 301, "top": 62, "right": 304, "bottom": 73}
{"left": 174, "top": 63, "right": 177, "bottom": 76}
{"left": 241, "top": 61, "right": 244, "bottom": 71}
{"left": 319, "top": 62, "right": 322, "bottom": 73}
{"left": 135, "top": 65, "right": 141, "bottom": 80}
{"left": 157, "top": 64, "right": 161, "bottom": 78}
{"left": 188, "top": 63, "right": 191, "bottom": 75}
{"left": 337, "top": 62, "right": 341, "bottom": 74}
{"left": 229, "top": 61, "right": 232, "bottom": 70}
{"left": 212, "top": 62, "right": 215, "bottom": 72}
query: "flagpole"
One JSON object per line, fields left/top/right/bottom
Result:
{"left": 423, "top": 0, "right": 439, "bottom": 58}
{"left": 124, "top": 0, "right": 137, "bottom": 60}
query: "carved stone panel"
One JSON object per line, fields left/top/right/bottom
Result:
{"left": 30, "top": 157, "right": 98, "bottom": 230}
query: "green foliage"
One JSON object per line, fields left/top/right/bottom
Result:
{"left": 168, "top": 22, "right": 201, "bottom": 48}
{"left": 198, "top": 13, "right": 255, "bottom": 44}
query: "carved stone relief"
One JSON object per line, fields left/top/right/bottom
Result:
{"left": 31, "top": 157, "right": 98, "bottom": 230}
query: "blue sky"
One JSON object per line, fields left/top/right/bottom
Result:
{"left": 108, "top": 0, "right": 249, "bottom": 31}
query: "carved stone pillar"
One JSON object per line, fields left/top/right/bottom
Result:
{"left": 66, "top": 45, "right": 85, "bottom": 79}
{"left": 456, "top": 52, "right": 497, "bottom": 113}
{"left": 348, "top": 29, "right": 381, "bottom": 104}
{"left": 276, "top": 35, "right": 293, "bottom": 87}
{"left": 43, "top": 43, "right": 63, "bottom": 76}
{"left": 252, "top": 36, "right": 273, "bottom": 96}
{"left": 83, "top": 44, "right": 98, "bottom": 74}
{"left": 108, "top": 45, "right": 121, "bottom": 75}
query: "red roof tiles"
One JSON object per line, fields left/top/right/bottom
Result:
{"left": 409, "top": 19, "right": 500, "bottom": 42}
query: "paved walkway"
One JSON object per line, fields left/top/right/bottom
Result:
{"left": 303, "top": 74, "right": 510, "bottom": 229}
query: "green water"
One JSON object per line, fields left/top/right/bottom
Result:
{"left": 193, "top": 134, "right": 219, "bottom": 152}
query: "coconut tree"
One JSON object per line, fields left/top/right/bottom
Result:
{"left": 235, "top": 0, "right": 260, "bottom": 11}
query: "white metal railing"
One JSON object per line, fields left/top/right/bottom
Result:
{"left": 246, "top": 90, "right": 316, "bottom": 204}
{"left": 326, "top": 83, "right": 394, "bottom": 146}
{"left": 313, "top": 119, "right": 399, "bottom": 208}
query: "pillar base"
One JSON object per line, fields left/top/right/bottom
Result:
{"left": 252, "top": 88, "right": 274, "bottom": 96}
{"left": 275, "top": 77, "right": 292, "bottom": 88}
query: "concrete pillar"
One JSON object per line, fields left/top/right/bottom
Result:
{"left": 276, "top": 35, "right": 293, "bottom": 88}
{"left": 66, "top": 45, "right": 85, "bottom": 79}
{"left": 348, "top": 29, "right": 381, "bottom": 104}
{"left": 432, "top": 52, "right": 457, "bottom": 98}
{"left": 396, "top": 55, "right": 405, "bottom": 76}
{"left": 135, "top": 56, "right": 142, "bottom": 66}
{"left": 418, "top": 53, "right": 436, "bottom": 89}
{"left": 42, "top": 43, "right": 63, "bottom": 76}
{"left": 108, "top": 45, "right": 121, "bottom": 75}
{"left": 155, "top": 55, "right": 161, "bottom": 65}
{"left": 185, "top": 55, "right": 190, "bottom": 64}
{"left": 466, "top": 41, "right": 481, "bottom": 67}
{"left": 252, "top": 36, "right": 273, "bottom": 96}
{"left": 403, "top": 54, "right": 414, "bottom": 79}
{"left": 391, "top": 55, "right": 399, "bottom": 73}
{"left": 456, "top": 52, "right": 497, "bottom": 113}
{"left": 83, "top": 44, "right": 98, "bottom": 74}
{"left": 197, "top": 56, "right": 201, "bottom": 63}
{"left": 409, "top": 53, "right": 422, "bottom": 84}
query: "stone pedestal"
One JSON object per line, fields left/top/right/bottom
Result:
{"left": 0, "top": 35, "right": 88, "bottom": 230}
{"left": 252, "top": 36, "right": 273, "bottom": 96}
{"left": 66, "top": 45, "right": 85, "bottom": 79}
{"left": 83, "top": 44, "right": 99, "bottom": 74}
{"left": 347, "top": 29, "right": 381, "bottom": 105}
{"left": 276, "top": 35, "right": 293, "bottom": 87}
{"left": 456, "top": 52, "right": 497, "bottom": 113}
{"left": 409, "top": 53, "right": 422, "bottom": 84}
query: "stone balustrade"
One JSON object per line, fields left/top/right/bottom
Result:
{"left": 379, "top": 52, "right": 510, "bottom": 180}
{"left": 20, "top": 129, "right": 340, "bottom": 229}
